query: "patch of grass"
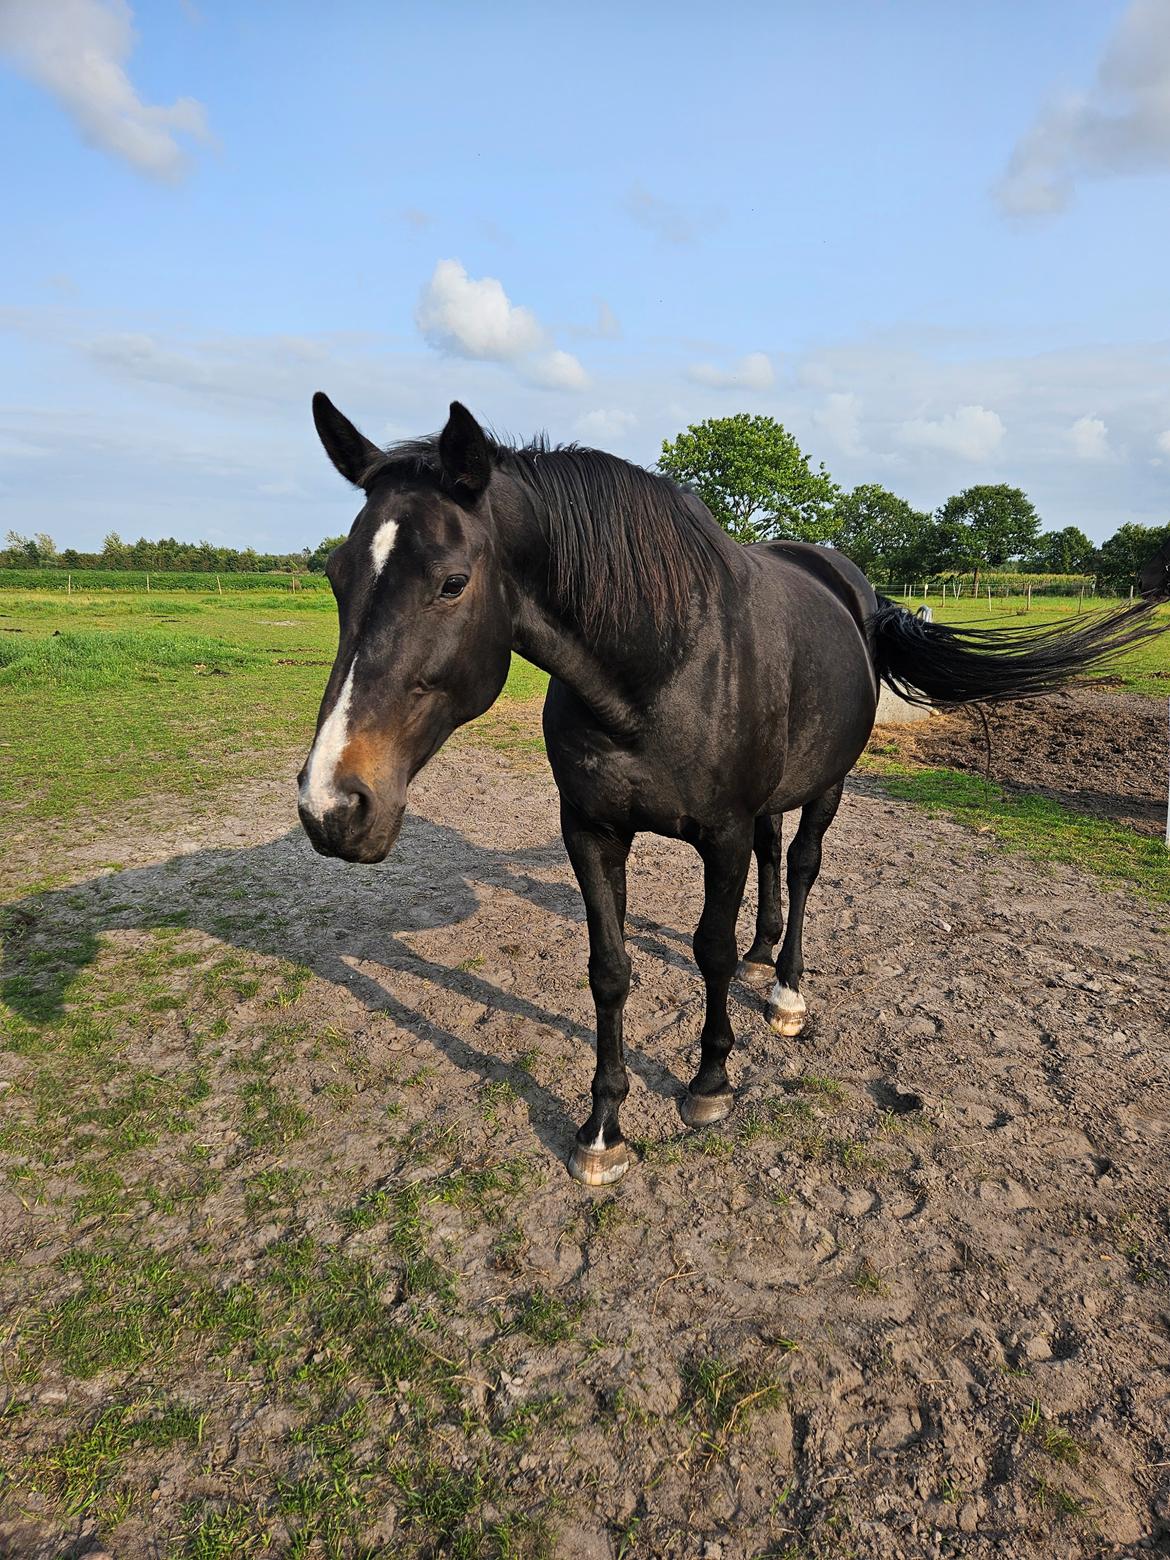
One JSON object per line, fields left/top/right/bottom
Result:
{"left": 20, "top": 1396, "right": 204, "bottom": 1524}
{"left": 850, "top": 1260, "right": 888, "bottom": 1296}
{"left": 511, "top": 1288, "right": 580, "bottom": 1345}
{"left": 1030, "top": 1475, "right": 1094, "bottom": 1520}
{"left": 859, "top": 760, "right": 1170, "bottom": 905}
{"left": 1018, "top": 1399, "right": 1081, "bottom": 1465}
{"left": 680, "top": 1354, "right": 785, "bottom": 1461}
{"left": 0, "top": 588, "right": 548, "bottom": 840}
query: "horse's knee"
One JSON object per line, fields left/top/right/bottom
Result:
{"left": 588, "top": 951, "right": 631, "bottom": 1008}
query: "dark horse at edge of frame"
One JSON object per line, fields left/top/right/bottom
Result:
{"left": 297, "top": 395, "right": 1170, "bottom": 1187}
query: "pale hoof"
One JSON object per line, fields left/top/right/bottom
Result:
{"left": 568, "top": 1141, "right": 630, "bottom": 1186}
{"left": 679, "top": 1090, "right": 734, "bottom": 1128}
{"left": 737, "top": 958, "right": 775, "bottom": 989}
{"left": 766, "top": 984, "right": 807, "bottom": 1037}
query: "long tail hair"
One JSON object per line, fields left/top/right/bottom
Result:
{"left": 871, "top": 578, "right": 1169, "bottom": 708}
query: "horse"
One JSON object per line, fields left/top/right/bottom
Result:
{"left": 297, "top": 395, "right": 1169, "bottom": 1187}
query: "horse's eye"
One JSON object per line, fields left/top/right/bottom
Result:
{"left": 440, "top": 574, "right": 468, "bottom": 599}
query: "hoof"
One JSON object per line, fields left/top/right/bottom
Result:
{"left": 738, "top": 958, "right": 775, "bottom": 989}
{"left": 768, "top": 1013, "right": 806, "bottom": 1037}
{"left": 766, "top": 985, "right": 807, "bottom": 1037}
{"left": 568, "top": 1141, "right": 630, "bottom": 1187}
{"left": 679, "top": 1090, "right": 734, "bottom": 1128}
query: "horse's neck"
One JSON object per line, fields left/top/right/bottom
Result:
{"left": 494, "top": 484, "right": 658, "bottom": 737}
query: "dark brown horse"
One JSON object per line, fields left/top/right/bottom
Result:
{"left": 298, "top": 396, "right": 1168, "bottom": 1186}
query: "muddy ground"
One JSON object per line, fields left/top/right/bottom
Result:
{"left": 1, "top": 747, "right": 1168, "bottom": 1559}
{"left": 876, "top": 688, "right": 1167, "bottom": 836}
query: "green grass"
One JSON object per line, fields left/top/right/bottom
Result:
{"left": 859, "top": 759, "right": 1170, "bottom": 905}
{"left": 0, "top": 588, "right": 548, "bottom": 831}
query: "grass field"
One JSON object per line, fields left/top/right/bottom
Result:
{"left": 1, "top": 586, "right": 1166, "bottom": 896}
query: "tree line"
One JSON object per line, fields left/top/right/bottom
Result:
{"left": 0, "top": 530, "right": 341, "bottom": 576}
{"left": 658, "top": 413, "right": 1169, "bottom": 593}
{"left": 6, "top": 412, "right": 1167, "bottom": 594}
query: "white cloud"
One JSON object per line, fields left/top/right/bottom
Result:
{"left": 898, "top": 404, "right": 1005, "bottom": 462}
{"left": 686, "top": 352, "right": 774, "bottom": 391}
{"left": 813, "top": 392, "right": 865, "bottom": 457}
{"left": 414, "top": 259, "right": 586, "bottom": 391}
{"left": 575, "top": 409, "right": 638, "bottom": 443}
{"left": 415, "top": 259, "right": 545, "bottom": 362}
{"left": 1156, "top": 428, "right": 1170, "bottom": 456}
{"left": 995, "top": 0, "right": 1170, "bottom": 216}
{"left": 525, "top": 349, "right": 588, "bottom": 392}
{"left": 0, "top": 0, "right": 211, "bottom": 181}
{"left": 1069, "top": 414, "right": 1111, "bottom": 459}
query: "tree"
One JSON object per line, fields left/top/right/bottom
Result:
{"left": 832, "top": 484, "right": 932, "bottom": 580}
{"left": 1025, "top": 525, "right": 1095, "bottom": 574}
{"left": 658, "top": 414, "right": 839, "bottom": 544}
{"left": 307, "top": 534, "right": 348, "bottom": 572}
{"left": 1095, "top": 521, "right": 1170, "bottom": 592}
{"left": 933, "top": 485, "right": 1040, "bottom": 591}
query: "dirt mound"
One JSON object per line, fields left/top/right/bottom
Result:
{"left": 876, "top": 688, "right": 1167, "bottom": 836}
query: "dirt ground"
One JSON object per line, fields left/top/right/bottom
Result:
{"left": 875, "top": 688, "right": 1168, "bottom": 836}
{"left": 1, "top": 747, "right": 1169, "bottom": 1559}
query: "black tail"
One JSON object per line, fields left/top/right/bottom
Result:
{"left": 871, "top": 586, "right": 1169, "bottom": 708}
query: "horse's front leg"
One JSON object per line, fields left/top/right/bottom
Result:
{"left": 680, "top": 825, "right": 754, "bottom": 1127}
{"left": 561, "top": 801, "right": 634, "bottom": 1186}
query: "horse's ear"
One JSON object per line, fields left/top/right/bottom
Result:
{"left": 438, "top": 402, "right": 492, "bottom": 500}
{"left": 312, "top": 392, "right": 381, "bottom": 488}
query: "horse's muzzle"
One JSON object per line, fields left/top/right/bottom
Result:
{"left": 297, "top": 785, "right": 405, "bottom": 864}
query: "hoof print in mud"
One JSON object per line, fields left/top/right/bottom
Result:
{"left": 568, "top": 1141, "right": 631, "bottom": 1186}
{"left": 679, "top": 1090, "right": 734, "bottom": 1128}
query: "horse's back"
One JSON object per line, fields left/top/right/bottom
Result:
{"left": 749, "top": 540, "right": 879, "bottom": 638}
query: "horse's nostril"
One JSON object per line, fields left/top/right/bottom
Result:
{"left": 335, "top": 773, "right": 373, "bottom": 815}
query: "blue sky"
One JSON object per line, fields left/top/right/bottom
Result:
{"left": 2, "top": 0, "right": 1169, "bottom": 552}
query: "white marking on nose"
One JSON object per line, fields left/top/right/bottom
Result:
{"left": 299, "top": 658, "right": 357, "bottom": 821}
{"left": 371, "top": 519, "right": 399, "bottom": 578}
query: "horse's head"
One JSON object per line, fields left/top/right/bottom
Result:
{"left": 298, "top": 395, "right": 513, "bottom": 863}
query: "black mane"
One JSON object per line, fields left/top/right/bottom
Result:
{"left": 363, "top": 435, "right": 736, "bottom": 643}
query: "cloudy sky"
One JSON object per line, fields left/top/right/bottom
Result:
{"left": 1, "top": 0, "right": 1169, "bottom": 551}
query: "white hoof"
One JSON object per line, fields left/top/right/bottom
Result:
{"left": 765, "top": 982, "right": 806, "bottom": 1038}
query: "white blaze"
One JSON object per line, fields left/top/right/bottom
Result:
{"left": 299, "top": 658, "right": 357, "bottom": 820}
{"left": 371, "top": 519, "right": 399, "bottom": 578}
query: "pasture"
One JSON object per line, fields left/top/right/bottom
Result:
{"left": 1, "top": 584, "right": 1169, "bottom": 1558}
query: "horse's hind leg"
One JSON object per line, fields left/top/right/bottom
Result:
{"left": 739, "top": 811, "right": 783, "bottom": 986}
{"left": 680, "top": 826, "right": 754, "bottom": 1128}
{"left": 766, "top": 780, "right": 844, "bottom": 1038}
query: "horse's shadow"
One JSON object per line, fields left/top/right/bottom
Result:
{"left": 1, "top": 812, "right": 708, "bottom": 1161}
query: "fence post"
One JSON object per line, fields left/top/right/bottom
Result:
{"left": 1026, "top": 584, "right": 1031, "bottom": 612}
{"left": 67, "top": 573, "right": 72, "bottom": 596}
{"left": 146, "top": 573, "right": 150, "bottom": 593}
{"left": 1078, "top": 584, "right": 1085, "bottom": 613}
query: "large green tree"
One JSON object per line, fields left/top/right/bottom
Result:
{"left": 933, "top": 484, "right": 1041, "bottom": 590}
{"left": 1025, "top": 525, "right": 1095, "bottom": 574}
{"left": 658, "top": 414, "right": 839, "bottom": 544}
{"left": 832, "top": 484, "right": 932, "bottom": 580}
{"left": 1095, "top": 521, "right": 1170, "bottom": 592}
